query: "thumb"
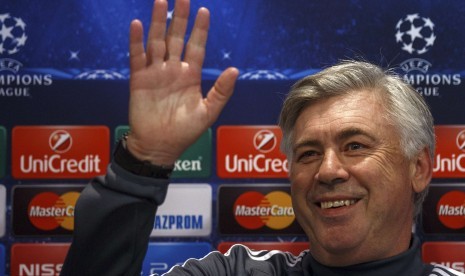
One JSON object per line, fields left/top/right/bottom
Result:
{"left": 205, "top": 67, "right": 239, "bottom": 124}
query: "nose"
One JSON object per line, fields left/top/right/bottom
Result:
{"left": 314, "top": 150, "right": 349, "bottom": 185}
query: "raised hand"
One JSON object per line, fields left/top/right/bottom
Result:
{"left": 126, "top": 0, "right": 238, "bottom": 166}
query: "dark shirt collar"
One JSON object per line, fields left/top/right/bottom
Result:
{"left": 303, "top": 235, "right": 433, "bottom": 276}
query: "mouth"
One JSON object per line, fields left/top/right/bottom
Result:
{"left": 319, "top": 199, "right": 358, "bottom": 209}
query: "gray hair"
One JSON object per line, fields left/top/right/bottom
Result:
{"left": 279, "top": 60, "right": 435, "bottom": 217}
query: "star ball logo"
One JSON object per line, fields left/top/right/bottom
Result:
{"left": 12, "top": 126, "right": 110, "bottom": 179}
{"left": 233, "top": 191, "right": 295, "bottom": 230}
{"left": 217, "top": 126, "right": 288, "bottom": 178}
{"left": 0, "top": 13, "right": 27, "bottom": 55}
{"left": 395, "top": 13, "right": 436, "bottom": 55}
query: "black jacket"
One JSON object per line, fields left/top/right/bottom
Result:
{"left": 61, "top": 162, "right": 464, "bottom": 276}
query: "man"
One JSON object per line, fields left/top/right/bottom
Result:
{"left": 61, "top": 0, "right": 464, "bottom": 275}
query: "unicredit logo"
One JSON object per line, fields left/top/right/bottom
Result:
{"left": 233, "top": 191, "right": 295, "bottom": 230}
{"left": 457, "top": 130, "right": 465, "bottom": 152}
{"left": 254, "top": 130, "right": 277, "bottom": 153}
{"left": 12, "top": 126, "right": 109, "bottom": 179}
{"left": 49, "top": 130, "right": 72, "bottom": 153}
{"left": 433, "top": 126, "right": 465, "bottom": 178}
{"left": 217, "top": 126, "right": 288, "bottom": 178}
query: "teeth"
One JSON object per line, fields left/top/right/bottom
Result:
{"left": 320, "top": 200, "right": 356, "bottom": 209}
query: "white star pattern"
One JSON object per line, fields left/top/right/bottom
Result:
{"left": 424, "top": 34, "right": 436, "bottom": 47}
{"left": 75, "top": 70, "right": 126, "bottom": 80}
{"left": 0, "top": 24, "right": 14, "bottom": 41}
{"left": 406, "top": 24, "right": 423, "bottom": 41}
{"left": 405, "top": 13, "right": 419, "bottom": 23}
{"left": 239, "top": 70, "right": 288, "bottom": 80}
{"left": 395, "top": 30, "right": 403, "bottom": 42}
{"left": 222, "top": 50, "right": 231, "bottom": 60}
{"left": 14, "top": 17, "right": 26, "bottom": 29}
{"left": 422, "top": 17, "right": 434, "bottom": 29}
{"left": 167, "top": 9, "right": 174, "bottom": 20}
{"left": 0, "top": 13, "right": 27, "bottom": 55}
{"left": 395, "top": 13, "right": 435, "bottom": 55}
{"left": 69, "top": 50, "right": 80, "bottom": 60}
{"left": 0, "top": 13, "right": 9, "bottom": 23}
{"left": 402, "top": 43, "right": 414, "bottom": 54}
{"left": 13, "top": 33, "right": 27, "bottom": 47}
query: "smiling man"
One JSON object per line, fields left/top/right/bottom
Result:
{"left": 278, "top": 64, "right": 443, "bottom": 274}
{"left": 61, "top": 0, "right": 464, "bottom": 275}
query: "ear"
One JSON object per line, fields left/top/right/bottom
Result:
{"left": 411, "top": 147, "right": 433, "bottom": 193}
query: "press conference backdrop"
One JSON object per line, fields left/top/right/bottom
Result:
{"left": 1, "top": 0, "right": 465, "bottom": 275}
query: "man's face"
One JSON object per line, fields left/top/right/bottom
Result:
{"left": 289, "top": 91, "right": 419, "bottom": 266}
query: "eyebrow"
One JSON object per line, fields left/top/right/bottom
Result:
{"left": 337, "top": 127, "right": 377, "bottom": 143}
{"left": 292, "top": 127, "right": 377, "bottom": 154}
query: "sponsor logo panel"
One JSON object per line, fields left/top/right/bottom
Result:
{"left": 12, "top": 185, "right": 84, "bottom": 236}
{"left": 151, "top": 184, "right": 211, "bottom": 237}
{"left": 217, "top": 126, "right": 288, "bottom": 178}
{"left": 217, "top": 241, "right": 309, "bottom": 256}
{"left": 433, "top": 126, "right": 465, "bottom": 178}
{"left": 421, "top": 184, "right": 465, "bottom": 235}
{"left": 12, "top": 126, "right": 109, "bottom": 179}
{"left": 142, "top": 242, "right": 211, "bottom": 275}
{"left": 218, "top": 184, "right": 305, "bottom": 235}
{"left": 0, "top": 185, "right": 5, "bottom": 237}
{"left": 394, "top": 14, "right": 462, "bottom": 97}
{"left": 115, "top": 126, "right": 212, "bottom": 178}
{"left": 10, "top": 243, "right": 70, "bottom": 276}
{"left": 0, "top": 126, "right": 5, "bottom": 178}
{"left": 422, "top": 242, "right": 465, "bottom": 273}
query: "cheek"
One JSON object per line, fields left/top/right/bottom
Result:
{"left": 290, "top": 165, "right": 316, "bottom": 191}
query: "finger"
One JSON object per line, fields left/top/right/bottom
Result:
{"left": 184, "top": 7, "right": 209, "bottom": 68}
{"left": 129, "top": 20, "right": 147, "bottom": 73}
{"left": 146, "top": 0, "right": 168, "bottom": 64}
{"left": 205, "top": 67, "right": 239, "bottom": 124}
{"left": 165, "top": 0, "right": 190, "bottom": 61}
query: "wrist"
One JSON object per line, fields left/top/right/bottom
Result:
{"left": 125, "top": 133, "right": 179, "bottom": 166}
{"left": 114, "top": 135, "right": 174, "bottom": 179}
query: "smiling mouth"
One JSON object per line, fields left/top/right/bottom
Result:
{"left": 320, "top": 199, "right": 357, "bottom": 209}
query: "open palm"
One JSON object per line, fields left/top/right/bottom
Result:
{"left": 127, "top": 0, "right": 238, "bottom": 166}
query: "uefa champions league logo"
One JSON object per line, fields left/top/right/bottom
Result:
{"left": 395, "top": 13, "right": 436, "bottom": 55}
{"left": 0, "top": 13, "right": 27, "bottom": 55}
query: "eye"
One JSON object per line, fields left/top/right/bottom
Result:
{"left": 296, "top": 150, "right": 320, "bottom": 163}
{"left": 346, "top": 142, "right": 365, "bottom": 151}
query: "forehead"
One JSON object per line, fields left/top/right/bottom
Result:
{"left": 293, "top": 91, "right": 394, "bottom": 141}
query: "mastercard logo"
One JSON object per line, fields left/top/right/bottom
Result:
{"left": 233, "top": 191, "right": 295, "bottom": 230}
{"left": 436, "top": 191, "right": 465, "bottom": 230}
{"left": 27, "top": 192, "right": 80, "bottom": 231}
